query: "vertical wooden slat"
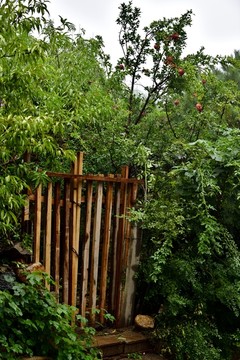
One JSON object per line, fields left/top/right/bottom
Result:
{"left": 120, "top": 182, "right": 140, "bottom": 326}
{"left": 69, "top": 152, "right": 83, "bottom": 307}
{"left": 75, "top": 152, "right": 83, "bottom": 253}
{"left": 122, "top": 183, "right": 132, "bottom": 271}
{"left": 110, "top": 179, "right": 121, "bottom": 312}
{"left": 23, "top": 193, "right": 30, "bottom": 221}
{"left": 33, "top": 184, "right": 42, "bottom": 263}
{"left": 89, "top": 177, "right": 103, "bottom": 325}
{"left": 63, "top": 179, "right": 71, "bottom": 304}
{"left": 114, "top": 166, "right": 129, "bottom": 327}
{"left": 53, "top": 182, "right": 61, "bottom": 297}
{"left": 99, "top": 175, "right": 114, "bottom": 323}
{"left": 81, "top": 180, "right": 93, "bottom": 320}
{"left": 22, "top": 153, "right": 31, "bottom": 235}
{"left": 69, "top": 162, "right": 76, "bottom": 303}
{"left": 44, "top": 182, "right": 52, "bottom": 289}
{"left": 22, "top": 189, "right": 31, "bottom": 236}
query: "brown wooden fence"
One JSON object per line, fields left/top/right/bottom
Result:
{"left": 22, "top": 152, "right": 143, "bottom": 328}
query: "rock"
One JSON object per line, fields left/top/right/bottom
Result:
{"left": 134, "top": 314, "right": 155, "bottom": 329}
{"left": 0, "top": 242, "right": 31, "bottom": 263}
{"left": 15, "top": 262, "right": 45, "bottom": 283}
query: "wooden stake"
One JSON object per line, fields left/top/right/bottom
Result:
{"left": 63, "top": 179, "right": 70, "bottom": 304}
{"left": 70, "top": 152, "right": 83, "bottom": 306}
{"left": 114, "top": 166, "right": 129, "bottom": 327}
{"left": 89, "top": 176, "right": 103, "bottom": 325}
{"left": 53, "top": 182, "right": 61, "bottom": 297}
{"left": 81, "top": 180, "right": 93, "bottom": 320}
{"left": 110, "top": 179, "right": 121, "bottom": 312}
{"left": 33, "top": 184, "right": 42, "bottom": 263}
{"left": 120, "top": 183, "right": 140, "bottom": 326}
{"left": 99, "top": 174, "right": 114, "bottom": 323}
{"left": 44, "top": 182, "right": 52, "bottom": 289}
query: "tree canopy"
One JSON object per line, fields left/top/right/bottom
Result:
{"left": 1, "top": 0, "right": 240, "bottom": 358}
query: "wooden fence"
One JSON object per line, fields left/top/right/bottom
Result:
{"left": 22, "top": 153, "right": 143, "bottom": 327}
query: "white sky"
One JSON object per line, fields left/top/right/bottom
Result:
{"left": 47, "top": 0, "right": 240, "bottom": 65}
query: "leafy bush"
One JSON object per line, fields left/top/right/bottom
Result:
{"left": 136, "top": 133, "right": 240, "bottom": 359}
{"left": 0, "top": 272, "right": 100, "bottom": 359}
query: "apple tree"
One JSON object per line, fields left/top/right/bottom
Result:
{"left": 111, "top": 2, "right": 240, "bottom": 359}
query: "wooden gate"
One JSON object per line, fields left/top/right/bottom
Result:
{"left": 22, "top": 153, "right": 143, "bottom": 327}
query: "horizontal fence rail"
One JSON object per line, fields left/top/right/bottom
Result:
{"left": 22, "top": 152, "right": 143, "bottom": 327}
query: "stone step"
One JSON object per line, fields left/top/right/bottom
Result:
{"left": 94, "top": 328, "right": 153, "bottom": 358}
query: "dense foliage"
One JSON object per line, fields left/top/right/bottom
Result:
{"left": 0, "top": 272, "right": 99, "bottom": 359}
{"left": 1, "top": 0, "right": 240, "bottom": 358}
{"left": 115, "top": 2, "right": 240, "bottom": 359}
{"left": 0, "top": 0, "right": 115, "bottom": 238}
{"left": 136, "top": 133, "right": 240, "bottom": 359}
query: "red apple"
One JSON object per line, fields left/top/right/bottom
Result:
{"left": 154, "top": 43, "right": 160, "bottom": 50}
{"left": 165, "top": 56, "right": 174, "bottom": 65}
{"left": 119, "top": 63, "right": 125, "bottom": 70}
{"left": 174, "top": 99, "right": 180, "bottom": 106}
{"left": 178, "top": 68, "right": 185, "bottom": 76}
{"left": 202, "top": 79, "right": 207, "bottom": 85}
{"left": 170, "top": 32, "right": 180, "bottom": 41}
{"left": 195, "top": 103, "right": 203, "bottom": 112}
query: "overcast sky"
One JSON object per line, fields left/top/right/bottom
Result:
{"left": 47, "top": 0, "right": 240, "bottom": 65}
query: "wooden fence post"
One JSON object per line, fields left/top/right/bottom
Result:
{"left": 81, "top": 179, "right": 93, "bottom": 320}
{"left": 33, "top": 184, "right": 42, "bottom": 263}
{"left": 44, "top": 182, "right": 52, "bottom": 289}
{"left": 114, "top": 166, "right": 129, "bottom": 327}
{"left": 63, "top": 179, "right": 71, "bottom": 304}
{"left": 110, "top": 177, "right": 121, "bottom": 314}
{"left": 99, "top": 174, "right": 114, "bottom": 323}
{"left": 119, "top": 182, "right": 140, "bottom": 326}
{"left": 89, "top": 175, "right": 103, "bottom": 325}
{"left": 53, "top": 182, "right": 61, "bottom": 297}
{"left": 69, "top": 152, "right": 83, "bottom": 307}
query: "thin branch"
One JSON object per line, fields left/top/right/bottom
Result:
{"left": 165, "top": 103, "right": 178, "bottom": 139}
{"left": 134, "top": 76, "right": 170, "bottom": 125}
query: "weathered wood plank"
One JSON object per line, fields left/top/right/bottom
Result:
{"left": 53, "top": 182, "right": 61, "bottom": 297}
{"left": 110, "top": 179, "right": 121, "bottom": 313}
{"left": 81, "top": 180, "right": 93, "bottom": 320}
{"left": 69, "top": 159, "right": 77, "bottom": 305}
{"left": 33, "top": 184, "right": 42, "bottom": 263}
{"left": 114, "top": 166, "right": 129, "bottom": 327}
{"left": 44, "top": 182, "right": 52, "bottom": 289}
{"left": 89, "top": 177, "right": 103, "bottom": 325}
{"left": 120, "top": 183, "right": 140, "bottom": 326}
{"left": 23, "top": 196, "right": 30, "bottom": 221}
{"left": 46, "top": 172, "right": 143, "bottom": 184}
{"left": 63, "top": 179, "right": 71, "bottom": 304}
{"left": 99, "top": 174, "right": 114, "bottom": 323}
{"left": 70, "top": 152, "right": 83, "bottom": 307}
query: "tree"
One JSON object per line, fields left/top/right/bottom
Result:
{"left": 1, "top": 1, "right": 240, "bottom": 357}
{"left": 112, "top": 2, "right": 240, "bottom": 359}
{"left": 0, "top": 0, "right": 113, "bottom": 238}
{"left": 215, "top": 50, "right": 240, "bottom": 89}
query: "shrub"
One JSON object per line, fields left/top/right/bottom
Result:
{"left": 136, "top": 135, "right": 240, "bottom": 359}
{"left": 0, "top": 272, "right": 100, "bottom": 359}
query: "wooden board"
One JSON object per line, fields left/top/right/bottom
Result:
{"left": 89, "top": 177, "right": 103, "bottom": 324}
{"left": 44, "top": 182, "right": 52, "bottom": 289}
